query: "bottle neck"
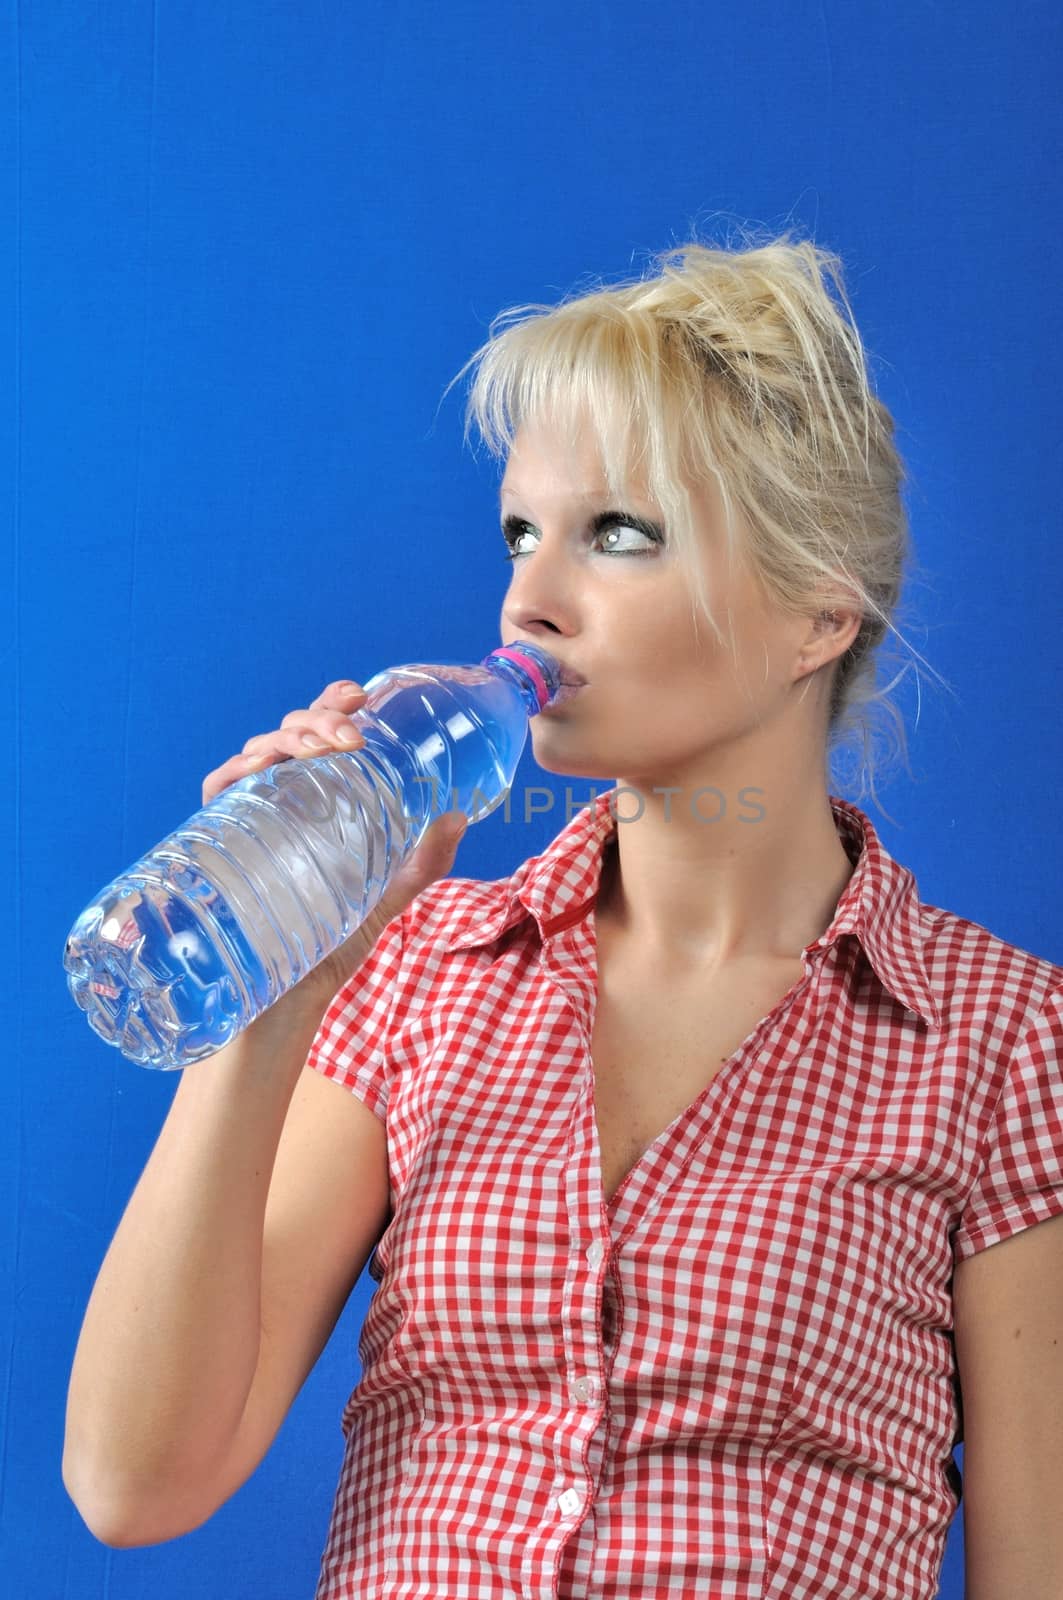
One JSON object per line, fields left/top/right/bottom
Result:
{"left": 482, "top": 643, "right": 561, "bottom": 714}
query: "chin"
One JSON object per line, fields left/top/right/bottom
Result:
{"left": 532, "top": 759, "right": 608, "bottom": 781}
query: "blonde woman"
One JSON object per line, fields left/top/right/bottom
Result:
{"left": 65, "top": 234, "right": 1063, "bottom": 1599}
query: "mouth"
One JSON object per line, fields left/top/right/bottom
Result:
{"left": 503, "top": 641, "right": 585, "bottom": 692}
{"left": 542, "top": 681, "right": 586, "bottom": 711}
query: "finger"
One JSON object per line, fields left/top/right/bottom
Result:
{"left": 309, "top": 680, "right": 368, "bottom": 712}
{"left": 243, "top": 724, "right": 367, "bottom": 760}
{"left": 252, "top": 710, "right": 366, "bottom": 749}
{"left": 278, "top": 684, "right": 367, "bottom": 731}
{"left": 203, "top": 722, "right": 368, "bottom": 804}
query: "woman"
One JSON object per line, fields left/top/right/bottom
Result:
{"left": 64, "top": 234, "right": 1063, "bottom": 1598}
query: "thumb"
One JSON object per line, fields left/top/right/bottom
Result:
{"left": 407, "top": 808, "right": 470, "bottom": 884}
{"left": 293, "top": 810, "right": 470, "bottom": 1007}
{"left": 369, "top": 809, "right": 469, "bottom": 922}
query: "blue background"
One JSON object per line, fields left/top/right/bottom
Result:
{"left": 3, "top": 2, "right": 1061, "bottom": 1595}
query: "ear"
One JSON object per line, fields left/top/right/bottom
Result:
{"left": 793, "top": 602, "right": 863, "bottom": 682}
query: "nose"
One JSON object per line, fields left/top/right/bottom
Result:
{"left": 501, "top": 535, "right": 580, "bottom": 638}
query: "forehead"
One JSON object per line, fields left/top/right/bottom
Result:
{"left": 500, "top": 414, "right": 651, "bottom": 503}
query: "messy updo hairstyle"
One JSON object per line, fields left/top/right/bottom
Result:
{"left": 447, "top": 226, "right": 951, "bottom": 818}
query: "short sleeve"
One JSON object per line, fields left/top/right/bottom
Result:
{"left": 952, "top": 985, "right": 1063, "bottom": 1263}
{"left": 304, "top": 908, "right": 408, "bottom": 1124}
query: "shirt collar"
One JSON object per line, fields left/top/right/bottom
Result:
{"left": 439, "top": 789, "right": 940, "bottom": 1029}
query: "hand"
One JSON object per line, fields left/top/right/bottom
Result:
{"left": 201, "top": 678, "right": 468, "bottom": 1009}
{"left": 202, "top": 678, "right": 374, "bottom": 806}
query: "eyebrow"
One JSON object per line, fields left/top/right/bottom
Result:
{"left": 501, "top": 507, "right": 666, "bottom": 540}
{"left": 499, "top": 482, "right": 662, "bottom": 521}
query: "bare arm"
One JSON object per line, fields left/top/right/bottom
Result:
{"left": 952, "top": 1211, "right": 1063, "bottom": 1599}
{"left": 62, "top": 673, "right": 469, "bottom": 1545}
{"left": 62, "top": 676, "right": 467, "bottom": 1546}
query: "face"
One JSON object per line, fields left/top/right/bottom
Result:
{"left": 498, "top": 414, "right": 828, "bottom": 794}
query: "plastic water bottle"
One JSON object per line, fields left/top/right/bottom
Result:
{"left": 63, "top": 641, "right": 564, "bottom": 1070}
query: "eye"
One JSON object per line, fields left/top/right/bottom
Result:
{"left": 596, "top": 524, "right": 658, "bottom": 555}
{"left": 501, "top": 520, "right": 536, "bottom": 560}
{"left": 501, "top": 515, "right": 662, "bottom": 561}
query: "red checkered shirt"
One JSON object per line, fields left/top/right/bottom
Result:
{"left": 306, "top": 790, "right": 1063, "bottom": 1599}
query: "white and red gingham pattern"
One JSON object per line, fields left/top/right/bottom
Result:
{"left": 306, "top": 790, "right": 1063, "bottom": 1599}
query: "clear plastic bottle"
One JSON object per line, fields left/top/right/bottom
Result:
{"left": 63, "top": 641, "right": 563, "bottom": 1070}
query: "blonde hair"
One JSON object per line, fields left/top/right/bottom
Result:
{"left": 446, "top": 226, "right": 954, "bottom": 819}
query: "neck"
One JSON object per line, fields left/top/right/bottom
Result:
{"left": 595, "top": 770, "right": 856, "bottom": 971}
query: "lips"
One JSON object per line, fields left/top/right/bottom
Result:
{"left": 549, "top": 660, "right": 587, "bottom": 686}
{"left": 543, "top": 681, "right": 585, "bottom": 710}
{"left": 504, "top": 641, "right": 586, "bottom": 690}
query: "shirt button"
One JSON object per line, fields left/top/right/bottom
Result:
{"left": 557, "top": 1488, "right": 583, "bottom": 1517}
{"left": 570, "top": 1376, "right": 596, "bottom": 1404}
{"left": 585, "top": 1240, "right": 604, "bottom": 1268}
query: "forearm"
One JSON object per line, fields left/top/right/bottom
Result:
{"left": 63, "top": 989, "right": 332, "bottom": 1525}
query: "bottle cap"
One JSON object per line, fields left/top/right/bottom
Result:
{"left": 483, "top": 643, "right": 561, "bottom": 712}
